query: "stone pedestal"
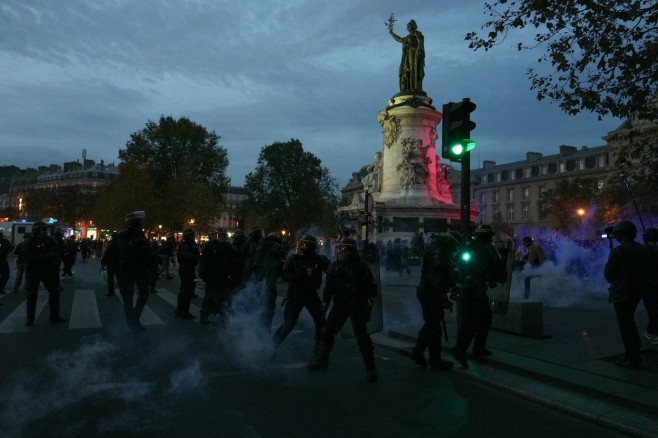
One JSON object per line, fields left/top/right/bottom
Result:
{"left": 491, "top": 300, "right": 545, "bottom": 337}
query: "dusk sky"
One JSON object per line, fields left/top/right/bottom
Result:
{"left": 1, "top": 1, "right": 622, "bottom": 187}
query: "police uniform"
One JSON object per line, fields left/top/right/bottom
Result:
{"left": 411, "top": 232, "right": 461, "bottom": 370}
{"left": 307, "top": 238, "right": 379, "bottom": 382}
{"left": 176, "top": 229, "right": 200, "bottom": 320}
{"left": 21, "top": 222, "right": 66, "bottom": 325}
{"left": 198, "top": 229, "right": 240, "bottom": 324}
{"left": 450, "top": 225, "right": 502, "bottom": 368}
{"left": 273, "top": 236, "right": 330, "bottom": 349}
{"left": 115, "top": 211, "right": 155, "bottom": 332}
{"left": 604, "top": 221, "right": 650, "bottom": 368}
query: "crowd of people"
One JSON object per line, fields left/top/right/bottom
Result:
{"left": 1, "top": 211, "right": 655, "bottom": 377}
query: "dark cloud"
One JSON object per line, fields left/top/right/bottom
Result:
{"left": 0, "top": 1, "right": 620, "bottom": 187}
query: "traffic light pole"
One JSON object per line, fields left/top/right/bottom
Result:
{"left": 460, "top": 150, "right": 471, "bottom": 235}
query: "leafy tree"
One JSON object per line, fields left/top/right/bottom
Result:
{"left": 466, "top": 1, "right": 658, "bottom": 120}
{"left": 244, "top": 139, "right": 340, "bottom": 236}
{"left": 116, "top": 116, "right": 230, "bottom": 232}
{"left": 24, "top": 187, "right": 96, "bottom": 227}
{"left": 537, "top": 177, "right": 600, "bottom": 234}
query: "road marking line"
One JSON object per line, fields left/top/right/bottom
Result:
{"left": 156, "top": 288, "right": 202, "bottom": 322}
{"left": 115, "top": 294, "right": 164, "bottom": 326}
{"left": 69, "top": 289, "right": 102, "bottom": 329}
{"left": 0, "top": 293, "right": 48, "bottom": 333}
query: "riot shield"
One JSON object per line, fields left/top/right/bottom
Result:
{"left": 341, "top": 244, "right": 384, "bottom": 338}
{"left": 488, "top": 239, "right": 516, "bottom": 315}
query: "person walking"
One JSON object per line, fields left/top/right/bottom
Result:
{"left": 641, "top": 228, "right": 658, "bottom": 345}
{"left": 307, "top": 238, "right": 379, "bottom": 382}
{"left": 175, "top": 228, "right": 199, "bottom": 320}
{"left": 114, "top": 211, "right": 156, "bottom": 333}
{"left": 198, "top": 228, "right": 240, "bottom": 324}
{"left": 450, "top": 225, "right": 504, "bottom": 368}
{"left": 604, "top": 221, "right": 651, "bottom": 369}
{"left": 21, "top": 222, "right": 66, "bottom": 326}
{"left": 0, "top": 231, "right": 14, "bottom": 294}
{"left": 411, "top": 231, "right": 462, "bottom": 371}
{"left": 272, "top": 235, "right": 330, "bottom": 350}
{"left": 12, "top": 233, "right": 30, "bottom": 293}
{"left": 521, "top": 236, "right": 546, "bottom": 299}
{"left": 100, "top": 232, "right": 120, "bottom": 296}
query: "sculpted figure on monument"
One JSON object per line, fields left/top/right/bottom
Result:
{"left": 377, "top": 110, "right": 401, "bottom": 149}
{"left": 362, "top": 151, "right": 383, "bottom": 193}
{"left": 388, "top": 16, "right": 425, "bottom": 93}
{"left": 397, "top": 137, "right": 429, "bottom": 189}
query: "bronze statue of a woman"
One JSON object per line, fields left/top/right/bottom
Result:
{"left": 388, "top": 18, "right": 425, "bottom": 93}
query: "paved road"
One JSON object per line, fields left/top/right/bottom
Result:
{"left": 0, "top": 257, "right": 637, "bottom": 437}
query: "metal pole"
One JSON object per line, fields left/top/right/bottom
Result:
{"left": 460, "top": 150, "right": 471, "bottom": 235}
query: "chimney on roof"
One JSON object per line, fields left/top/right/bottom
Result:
{"left": 482, "top": 160, "right": 496, "bottom": 169}
{"left": 559, "top": 145, "right": 577, "bottom": 156}
{"left": 526, "top": 152, "right": 543, "bottom": 162}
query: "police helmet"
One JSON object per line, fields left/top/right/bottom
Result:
{"left": 643, "top": 227, "right": 658, "bottom": 242}
{"left": 267, "top": 232, "right": 281, "bottom": 241}
{"left": 338, "top": 237, "right": 357, "bottom": 253}
{"left": 182, "top": 228, "right": 195, "bottom": 239}
{"left": 215, "top": 227, "right": 228, "bottom": 237}
{"left": 444, "top": 231, "right": 463, "bottom": 247}
{"left": 474, "top": 224, "right": 494, "bottom": 235}
{"left": 249, "top": 225, "right": 262, "bottom": 238}
{"left": 125, "top": 211, "right": 145, "bottom": 227}
{"left": 32, "top": 221, "right": 48, "bottom": 235}
{"left": 613, "top": 221, "right": 637, "bottom": 239}
{"left": 299, "top": 235, "right": 318, "bottom": 253}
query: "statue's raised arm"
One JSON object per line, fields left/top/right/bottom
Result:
{"left": 388, "top": 18, "right": 425, "bottom": 93}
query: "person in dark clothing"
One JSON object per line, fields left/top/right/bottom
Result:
{"left": 21, "top": 222, "right": 66, "bottom": 326}
{"left": 604, "top": 221, "right": 651, "bottom": 368}
{"left": 252, "top": 232, "right": 287, "bottom": 332}
{"left": 61, "top": 235, "right": 78, "bottom": 278}
{"left": 198, "top": 228, "right": 241, "bottom": 324}
{"left": 411, "top": 231, "right": 462, "bottom": 371}
{"left": 176, "top": 228, "right": 199, "bottom": 320}
{"left": 100, "top": 232, "right": 120, "bottom": 296}
{"left": 307, "top": 238, "right": 379, "bottom": 382}
{"left": 114, "top": 211, "right": 156, "bottom": 333}
{"left": 159, "top": 236, "right": 175, "bottom": 280}
{"left": 12, "top": 233, "right": 30, "bottom": 293}
{"left": 242, "top": 225, "right": 263, "bottom": 280}
{"left": 450, "top": 224, "right": 503, "bottom": 368}
{"left": 273, "top": 235, "right": 331, "bottom": 350}
{"left": 0, "top": 231, "right": 14, "bottom": 294}
{"left": 641, "top": 227, "right": 658, "bottom": 345}
{"left": 149, "top": 240, "right": 162, "bottom": 294}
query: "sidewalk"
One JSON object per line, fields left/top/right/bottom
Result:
{"left": 375, "top": 266, "right": 658, "bottom": 438}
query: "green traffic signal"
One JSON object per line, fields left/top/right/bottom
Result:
{"left": 461, "top": 251, "right": 472, "bottom": 262}
{"left": 450, "top": 139, "right": 476, "bottom": 156}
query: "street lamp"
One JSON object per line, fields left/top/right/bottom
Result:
{"left": 577, "top": 208, "right": 585, "bottom": 240}
{"left": 158, "top": 224, "right": 162, "bottom": 240}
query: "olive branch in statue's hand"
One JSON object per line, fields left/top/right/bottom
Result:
{"left": 385, "top": 13, "right": 396, "bottom": 31}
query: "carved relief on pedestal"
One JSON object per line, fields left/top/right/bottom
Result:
{"left": 362, "top": 151, "right": 383, "bottom": 193}
{"left": 396, "top": 136, "right": 431, "bottom": 190}
{"left": 377, "top": 110, "right": 401, "bottom": 149}
{"left": 435, "top": 160, "right": 451, "bottom": 195}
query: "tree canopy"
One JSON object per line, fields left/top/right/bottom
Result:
{"left": 466, "top": 1, "right": 658, "bottom": 120}
{"left": 244, "top": 139, "right": 339, "bottom": 236}
{"left": 100, "top": 116, "right": 229, "bottom": 232}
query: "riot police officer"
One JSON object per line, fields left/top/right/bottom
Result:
{"left": 115, "top": 211, "right": 155, "bottom": 333}
{"left": 273, "top": 235, "right": 331, "bottom": 349}
{"left": 604, "top": 221, "right": 650, "bottom": 368}
{"left": 176, "top": 228, "right": 200, "bottom": 320}
{"left": 199, "top": 228, "right": 240, "bottom": 324}
{"left": 307, "top": 238, "right": 379, "bottom": 382}
{"left": 450, "top": 224, "right": 503, "bottom": 368}
{"left": 411, "top": 231, "right": 462, "bottom": 371}
{"left": 22, "top": 222, "right": 66, "bottom": 326}
{"left": 0, "top": 231, "right": 13, "bottom": 294}
{"left": 100, "top": 232, "right": 120, "bottom": 296}
{"left": 642, "top": 227, "right": 658, "bottom": 345}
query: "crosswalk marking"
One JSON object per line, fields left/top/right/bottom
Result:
{"left": 115, "top": 293, "right": 165, "bottom": 326}
{"left": 69, "top": 289, "right": 102, "bottom": 329}
{"left": 155, "top": 288, "right": 202, "bottom": 322}
{"left": 0, "top": 293, "right": 48, "bottom": 333}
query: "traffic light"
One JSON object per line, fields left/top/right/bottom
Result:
{"left": 441, "top": 98, "right": 476, "bottom": 162}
